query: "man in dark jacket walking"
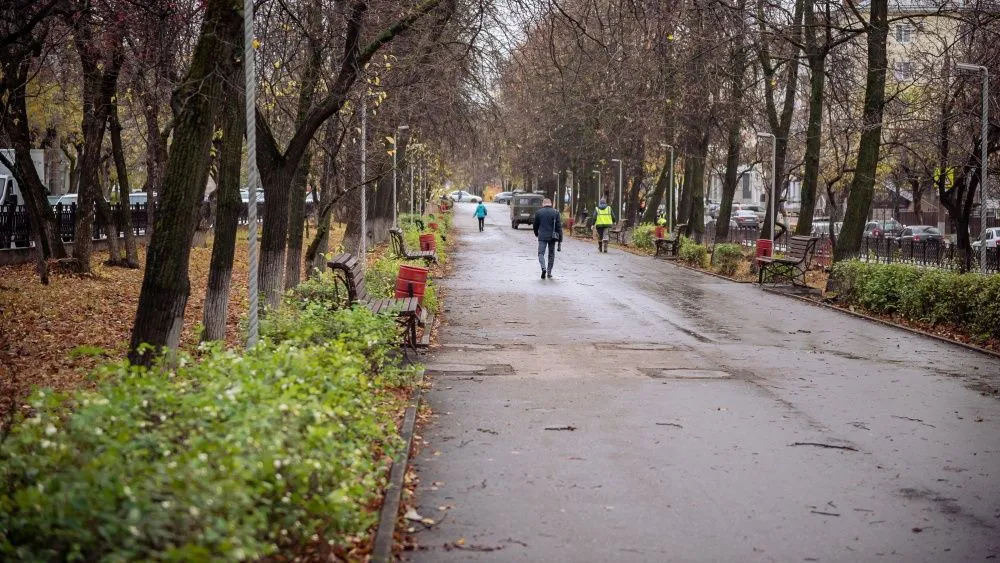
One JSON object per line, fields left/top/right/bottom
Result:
{"left": 532, "top": 198, "right": 562, "bottom": 279}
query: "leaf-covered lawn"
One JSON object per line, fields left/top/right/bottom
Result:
{"left": 0, "top": 235, "right": 254, "bottom": 417}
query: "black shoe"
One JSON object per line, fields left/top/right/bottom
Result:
{"left": 547, "top": 271, "right": 553, "bottom": 279}
{"left": 541, "top": 270, "right": 546, "bottom": 279}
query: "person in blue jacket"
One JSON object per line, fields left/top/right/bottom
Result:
{"left": 474, "top": 201, "right": 488, "bottom": 231}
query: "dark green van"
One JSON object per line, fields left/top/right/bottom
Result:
{"left": 510, "top": 193, "right": 545, "bottom": 229}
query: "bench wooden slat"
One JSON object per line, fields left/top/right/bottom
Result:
{"left": 758, "top": 236, "right": 819, "bottom": 286}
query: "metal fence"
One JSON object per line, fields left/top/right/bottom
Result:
{"left": 0, "top": 201, "right": 265, "bottom": 250}
{"left": 700, "top": 224, "right": 999, "bottom": 274}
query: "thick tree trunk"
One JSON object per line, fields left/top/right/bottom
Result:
{"left": 140, "top": 97, "right": 168, "bottom": 237}
{"left": 0, "top": 69, "right": 66, "bottom": 261}
{"left": 71, "top": 22, "right": 122, "bottom": 273}
{"left": 797, "top": 48, "right": 826, "bottom": 234}
{"left": 642, "top": 162, "right": 669, "bottom": 225}
{"left": 690, "top": 134, "right": 710, "bottom": 243}
{"left": 129, "top": 0, "right": 242, "bottom": 365}
{"left": 202, "top": 73, "right": 244, "bottom": 342}
{"left": 716, "top": 117, "right": 743, "bottom": 242}
{"left": 109, "top": 106, "right": 138, "bottom": 267}
{"left": 284, "top": 154, "right": 311, "bottom": 289}
{"left": 834, "top": 0, "right": 889, "bottom": 262}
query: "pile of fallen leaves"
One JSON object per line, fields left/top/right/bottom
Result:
{"left": 0, "top": 236, "right": 253, "bottom": 417}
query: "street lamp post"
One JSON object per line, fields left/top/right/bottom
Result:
{"left": 956, "top": 62, "right": 989, "bottom": 273}
{"left": 757, "top": 132, "right": 777, "bottom": 242}
{"left": 660, "top": 143, "right": 674, "bottom": 231}
{"left": 392, "top": 125, "right": 409, "bottom": 227}
{"left": 553, "top": 171, "right": 560, "bottom": 209}
{"left": 611, "top": 158, "right": 623, "bottom": 222}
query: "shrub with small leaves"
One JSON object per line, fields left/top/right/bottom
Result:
{"left": 678, "top": 236, "right": 709, "bottom": 268}
{"left": 712, "top": 243, "right": 744, "bottom": 276}
{"left": 830, "top": 260, "right": 1000, "bottom": 341}
{"left": 631, "top": 223, "right": 656, "bottom": 250}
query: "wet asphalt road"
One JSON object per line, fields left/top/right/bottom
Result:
{"left": 407, "top": 202, "right": 1000, "bottom": 562}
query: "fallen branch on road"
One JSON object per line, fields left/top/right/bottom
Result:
{"left": 789, "top": 442, "right": 858, "bottom": 451}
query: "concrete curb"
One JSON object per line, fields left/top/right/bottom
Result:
{"left": 760, "top": 287, "right": 1000, "bottom": 360}
{"left": 371, "top": 368, "right": 425, "bottom": 563}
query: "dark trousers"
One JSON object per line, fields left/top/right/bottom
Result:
{"left": 478, "top": 217, "right": 484, "bottom": 231}
{"left": 537, "top": 239, "right": 556, "bottom": 273}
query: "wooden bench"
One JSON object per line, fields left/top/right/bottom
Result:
{"left": 327, "top": 253, "right": 424, "bottom": 349}
{"left": 757, "top": 235, "right": 819, "bottom": 285}
{"left": 389, "top": 227, "right": 437, "bottom": 265}
{"left": 610, "top": 219, "right": 631, "bottom": 245}
{"left": 654, "top": 223, "right": 688, "bottom": 258}
{"left": 572, "top": 223, "right": 592, "bottom": 238}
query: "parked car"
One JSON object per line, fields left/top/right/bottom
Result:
{"left": 897, "top": 225, "right": 943, "bottom": 244}
{"left": 448, "top": 190, "right": 481, "bottom": 203}
{"left": 737, "top": 204, "right": 766, "bottom": 222}
{"left": 240, "top": 188, "right": 265, "bottom": 204}
{"left": 707, "top": 202, "right": 720, "bottom": 219}
{"left": 510, "top": 193, "right": 544, "bottom": 229}
{"left": 811, "top": 220, "right": 843, "bottom": 237}
{"left": 972, "top": 227, "right": 1000, "bottom": 250}
{"left": 493, "top": 191, "right": 513, "bottom": 204}
{"left": 732, "top": 209, "right": 759, "bottom": 229}
{"left": 863, "top": 219, "right": 904, "bottom": 238}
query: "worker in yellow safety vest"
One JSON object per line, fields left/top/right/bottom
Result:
{"left": 593, "top": 199, "right": 615, "bottom": 253}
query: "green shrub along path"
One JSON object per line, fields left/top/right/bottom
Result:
{"left": 0, "top": 217, "right": 451, "bottom": 561}
{"left": 831, "top": 260, "right": 1000, "bottom": 342}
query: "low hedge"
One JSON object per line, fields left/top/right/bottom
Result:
{"left": 831, "top": 260, "right": 1000, "bottom": 341}
{"left": 1, "top": 293, "right": 414, "bottom": 560}
{"left": 678, "top": 236, "right": 709, "bottom": 268}
{"left": 631, "top": 223, "right": 656, "bottom": 250}
{"left": 712, "top": 243, "right": 744, "bottom": 276}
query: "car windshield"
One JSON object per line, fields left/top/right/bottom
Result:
{"left": 914, "top": 226, "right": 940, "bottom": 234}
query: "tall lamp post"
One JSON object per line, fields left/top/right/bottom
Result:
{"left": 553, "top": 171, "right": 560, "bottom": 208}
{"left": 956, "top": 62, "right": 989, "bottom": 273}
{"left": 611, "top": 158, "right": 623, "bottom": 222}
{"left": 659, "top": 143, "right": 675, "bottom": 231}
{"left": 243, "top": 0, "right": 260, "bottom": 348}
{"left": 757, "top": 132, "right": 777, "bottom": 242}
{"left": 392, "top": 125, "right": 409, "bottom": 227}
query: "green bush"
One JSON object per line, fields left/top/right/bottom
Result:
{"left": 712, "top": 243, "right": 744, "bottom": 276}
{"left": 830, "top": 260, "right": 1000, "bottom": 340}
{"left": 0, "top": 305, "right": 412, "bottom": 561}
{"left": 678, "top": 236, "right": 709, "bottom": 268}
{"left": 631, "top": 223, "right": 656, "bottom": 250}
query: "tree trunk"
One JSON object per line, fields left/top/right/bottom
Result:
{"left": 202, "top": 70, "right": 244, "bottom": 342}
{"left": 94, "top": 194, "right": 122, "bottom": 265}
{"left": 678, "top": 157, "right": 694, "bottom": 227}
{"left": 833, "top": 0, "right": 889, "bottom": 262}
{"left": 642, "top": 162, "right": 669, "bottom": 225}
{"left": 716, "top": 117, "right": 743, "bottom": 242}
{"left": 0, "top": 71, "right": 66, "bottom": 261}
{"left": 109, "top": 105, "right": 138, "bottom": 267}
{"left": 140, "top": 96, "right": 168, "bottom": 237}
{"left": 690, "top": 134, "right": 710, "bottom": 243}
{"left": 796, "top": 0, "right": 826, "bottom": 236}
{"left": 129, "top": 0, "right": 242, "bottom": 365}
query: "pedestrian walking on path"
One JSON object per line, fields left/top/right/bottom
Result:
{"left": 473, "top": 201, "right": 487, "bottom": 232}
{"left": 533, "top": 197, "right": 561, "bottom": 279}
{"left": 594, "top": 198, "right": 615, "bottom": 253}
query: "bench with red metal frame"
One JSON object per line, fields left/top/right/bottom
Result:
{"left": 327, "top": 253, "right": 424, "bottom": 349}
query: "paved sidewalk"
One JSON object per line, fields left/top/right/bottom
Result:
{"left": 406, "top": 203, "right": 1000, "bottom": 562}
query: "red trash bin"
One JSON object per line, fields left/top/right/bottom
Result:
{"left": 419, "top": 233, "right": 436, "bottom": 252}
{"left": 395, "top": 264, "right": 429, "bottom": 302}
{"left": 654, "top": 226, "right": 666, "bottom": 239}
{"left": 754, "top": 238, "right": 773, "bottom": 266}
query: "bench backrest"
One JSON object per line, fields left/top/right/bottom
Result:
{"left": 673, "top": 223, "right": 689, "bottom": 238}
{"left": 327, "top": 252, "right": 369, "bottom": 303}
{"left": 787, "top": 236, "right": 818, "bottom": 261}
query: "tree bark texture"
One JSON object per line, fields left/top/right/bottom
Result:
{"left": 71, "top": 20, "right": 122, "bottom": 273}
{"left": 796, "top": 0, "right": 826, "bottom": 236}
{"left": 716, "top": 118, "right": 743, "bottom": 242}
{"left": 678, "top": 157, "right": 694, "bottom": 228}
{"left": 129, "top": 0, "right": 242, "bottom": 365}
{"left": 642, "top": 162, "right": 669, "bottom": 225}
{"left": 834, "top": 0, "right": 889, "bottom": 262}
{"left": 109, "top": 105, "right": 138, "bottom": 267}
{"left": 202, "top": 73, "right": 245, "bottom": 342}
{"left": 690, "top": 134, "right": 710, "bottom": 243}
